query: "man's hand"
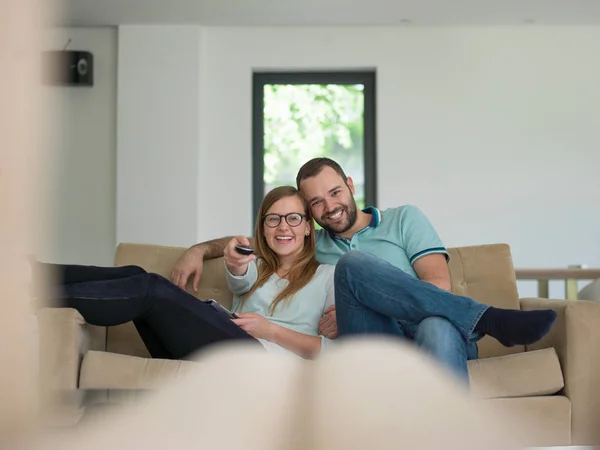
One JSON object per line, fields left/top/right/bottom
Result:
{"left": 232, "top": 313, "right": 275, "bottom": 340}
{"left": 318, "top": 305, "right": 338, "bottom": 339}
{"left": 171, "top": 247, "right": 205, "bottom": 292}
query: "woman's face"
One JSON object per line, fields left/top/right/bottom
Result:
{"left": 262, "top": 195, "right": 311, "bottom": 261}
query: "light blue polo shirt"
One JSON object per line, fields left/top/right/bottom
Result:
{"left": 315, "top": 205, "right": 449, "bottom": 278}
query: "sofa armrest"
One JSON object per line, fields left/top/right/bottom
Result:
{"left": 36, "top": 307, "right": 90, "bottom": 425}
{"left": 520, "top": 297, "right": 600, "bottom": 445}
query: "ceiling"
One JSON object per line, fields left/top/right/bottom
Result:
{"left": 57, "top": 0, "right": 600, "bottom": 26}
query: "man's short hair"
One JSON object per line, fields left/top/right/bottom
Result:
{"left": 296, "top": 157, "right": 348, "bottom": 189}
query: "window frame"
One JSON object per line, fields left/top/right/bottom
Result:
{"left": 252, "top": 71, "right": 377, "bottom": 228}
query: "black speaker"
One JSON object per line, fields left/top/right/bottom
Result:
{"left": 42, "top": 50, "right": 94, "bottom": 86}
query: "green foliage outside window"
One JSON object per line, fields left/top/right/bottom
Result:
{"left": 263, "top": 84, "right": 366, "bottom": 211}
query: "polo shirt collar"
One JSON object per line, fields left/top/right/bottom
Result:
{"left": 363, "top": 206, "right": 381, "bottom": 227}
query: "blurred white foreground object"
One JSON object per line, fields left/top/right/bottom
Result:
{"left": 39, "top": 337, "right": 525, "bottom": 450}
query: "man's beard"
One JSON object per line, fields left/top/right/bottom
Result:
{"left": 320, "top": 201, "right": 358, "bottom": 234}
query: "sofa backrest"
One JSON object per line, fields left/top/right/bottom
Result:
{"left": 447, "top": 243, "right": 523, "bottom": 358}
{"left": 107, "top": 242, "right": 523, "bottom": 359}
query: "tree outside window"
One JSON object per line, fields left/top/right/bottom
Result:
{"left": 253, "top": 72, "right": 376, "bottom": 227}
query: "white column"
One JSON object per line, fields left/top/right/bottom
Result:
{"left": 117, "top": 25, "right": 202, "bottom": 247}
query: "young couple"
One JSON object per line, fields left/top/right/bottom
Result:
{"left": 43, "top": 158, "right": 557, "bottom": 381}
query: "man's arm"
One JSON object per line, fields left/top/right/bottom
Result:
{"left": 399, "top": 205, "right": 451, "bottom": 291}
{"left": 413, "top": 254, "right": 452, "bottom": 292}
{"left": 171, "top": 236, "right": 256, "bottom": 291}
{"left": 190, "top": 237, "right": 233, "bottom": 259}
{"left": 194, "top": 236, "right": 258, "bottom": 259}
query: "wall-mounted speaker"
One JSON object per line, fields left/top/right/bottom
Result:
{"left": 42, "top": 50, "right": 94, "bottom": 86}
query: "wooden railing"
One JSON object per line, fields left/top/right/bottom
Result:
{"left": 515, "top": 266, "right": 600, "bottom": 300}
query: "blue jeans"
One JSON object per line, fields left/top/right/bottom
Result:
{"left": 398, "top": 318, "right": 479, "bottom": 381}
{"left": 334, "top": 252, "right": 485, "bottom": 382}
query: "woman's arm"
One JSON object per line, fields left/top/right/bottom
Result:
{"left": 225, "top": 259, "right": 258, "bottom": 295}
{"left": 232, "top": 313, "right": 323, "bottom": 359}
{"left": 268, "top": 324, "right": 323, "bottom": 360}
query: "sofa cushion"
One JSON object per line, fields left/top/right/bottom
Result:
{"left": 79, "top": 351, "right": 198, "bottom": 390}
{"left": 480, "top": 396, "right": 571, "bottom": 447}
{"left": 468, "top": 347, "right": 564, "bottom": 399}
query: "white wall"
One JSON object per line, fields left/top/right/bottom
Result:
{"left": 52, "top": 25, "right": 599, "bottom": 299}
{"left": 40, "top": 27, "right": 117, "bottom": 265}
{"left": 116, "top": 26, "right": 201, "bottom": 247}
{"left": 197, "top": 26, "right": 600, "bottom": 298}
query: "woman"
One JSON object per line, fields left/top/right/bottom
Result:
{"left": 38, "top": 186, "right": 334, "bottom": 360}
{"left": 225, "top": 186, "right": 334, "bottom": 358}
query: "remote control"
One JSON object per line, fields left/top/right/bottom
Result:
{"left": 235, "top": 245, "right": 255, "bottom": 255}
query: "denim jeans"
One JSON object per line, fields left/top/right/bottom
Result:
{"left": 38, "top": 263, "right": 258, "bottom": 360}
{"left": 398, "top": 318, "right": 479, "bottom": 381}
{"left": 334, "top": 252, "right": 485, "bottom": 381}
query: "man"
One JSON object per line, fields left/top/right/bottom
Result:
{"left": 172, "top": 158, "right": 556, "bottom": 381}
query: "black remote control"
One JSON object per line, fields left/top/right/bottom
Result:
{"left": 235, "top": 245, "right": 255, "bottom": 255}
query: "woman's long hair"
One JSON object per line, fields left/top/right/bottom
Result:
{"left": 241, "top": 186, "right": 319, "bottom": 315}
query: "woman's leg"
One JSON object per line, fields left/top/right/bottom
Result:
{"left": 132, "top": 321, "right": 174, "bottom": 359}
{"left": 35, "top": 262, "right": 147, "bottom": 285}
{"left": 56, "top": 272, "right": 259, "bottom": 359}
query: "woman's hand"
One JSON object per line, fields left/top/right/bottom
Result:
{"left": 234, "top": 313, "right": 322, "bottom": 359}
{"left": 223, "top": 236, "right": 256, "bottom": 276}
{"left": 232, "top": 313, "right": 275, "bottom": 340}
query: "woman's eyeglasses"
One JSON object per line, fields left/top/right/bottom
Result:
{"left": 263, "top": 213, "right": 306, "bottom": 228}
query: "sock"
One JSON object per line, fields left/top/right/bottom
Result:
{"left": 475, "top": 307, "right": 557, "bottom": 347}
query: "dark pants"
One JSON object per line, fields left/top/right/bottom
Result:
{"left": 38, "top": 263, "right": 258, "bottom": 360}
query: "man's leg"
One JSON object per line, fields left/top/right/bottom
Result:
{"left": 403, "top": 317, "right": 476, "bottom": 383}
{"left": 335, "top": 294, "right": 405, "bottom": 338}
{"left": 335, "top": 251, "right": 557, "bottom": 347}
{"left": 56, "top": 273, "right": 258, "bottom": 359}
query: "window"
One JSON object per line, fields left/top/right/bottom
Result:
{"left": 252, "top": 71, "right": 376, "bottom": 227}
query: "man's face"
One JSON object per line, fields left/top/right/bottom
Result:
{"left": 299, "top": 166, "right": 358, "bottom": 234}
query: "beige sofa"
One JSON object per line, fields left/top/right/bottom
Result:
{"left": 37, "top": 243, "right": 600, "bottom": 446}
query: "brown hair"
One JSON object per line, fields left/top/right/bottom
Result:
{"left": 295, "top": 157, "right": 348, "bottom": 189}
{"left": 241, "top": 186, "right": 319, "bottom": 315}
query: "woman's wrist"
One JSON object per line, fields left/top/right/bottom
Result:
{"left": 226, "top": 263, "right": 248, "bottom": 277}
{"left": 264, "top": 322, "right": 279, "bottom": 342}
